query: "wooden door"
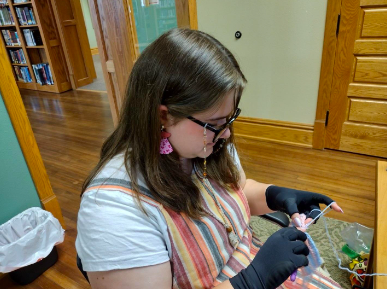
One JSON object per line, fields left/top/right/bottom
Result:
{"left": 323, "top": 0, "right": 387, "bottom": 158}
{"left": 50, "top": 0, "right": 97, "bottom": 89}
{"left": 87, "top": 0, "right": 197, "bottom": 126}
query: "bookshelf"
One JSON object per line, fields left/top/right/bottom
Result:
{"left": 0, "top": 0, "right": 71, "bottom": 93}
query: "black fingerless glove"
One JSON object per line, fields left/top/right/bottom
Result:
{"left": 229, "top": 227, "right": 309, "bottom": 289}
{"left": 265, "top": 185, "right": 334, "bottom": 220}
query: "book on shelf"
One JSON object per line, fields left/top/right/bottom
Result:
{"left": 23, "top": 28, "right": 42, "bottom": 46}
{"left": 13, "top": 0, "right": 31, "bottom": 3}
{"left": 0, "top": 7, "right": 14, "bottom": 25}
{"left": 0, "top": 0, "right": 9, "bottom": 5}
{"left": 15, "top": 7, "right": 36, "bottom": 25}
{"left": 32, "top": 63, "right": 54, "bottom": 85}
{"left": 14, "top": 66, "right": 32, "bottom": 82}
{"left": 1, "top": 29, "right": 20, "bottom": 45}
{"left": 9, "top": 48, "right": 26, "bottom": 63}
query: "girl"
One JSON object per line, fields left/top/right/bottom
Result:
{"left": 76, "top": 28, "right": 343, "bottom": 289}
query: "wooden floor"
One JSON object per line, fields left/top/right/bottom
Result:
{"left": 1, "top": 88, "right": 384, "bottom": 288}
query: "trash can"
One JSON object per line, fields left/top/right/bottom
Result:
{"left": 0, "top": 207, "right": 65, "bottom": 285}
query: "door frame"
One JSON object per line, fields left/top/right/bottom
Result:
{"left": 313, "top": 0, "right": 342, "bottom": 149}
{"left": 0, "top": 42, "right": 65, "bottom": 228}
{"left": 88, "top": 0, "right": 198, "bottom": 126}
{"left": 126, "top": 0, "right": 198, "bottom": 61}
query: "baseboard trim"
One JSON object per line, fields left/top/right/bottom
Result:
{"left": 234, "top": 117, "right": 314, "bottom": 148}
{"left": 90, "top": 47, "right": 99, "bottom": 55}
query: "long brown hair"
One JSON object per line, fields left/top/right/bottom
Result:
{"left": 82, "top": 29, "right": 247, "bottom": 219}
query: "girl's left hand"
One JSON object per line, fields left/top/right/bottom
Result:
{"left": 265, "top": 185, "right": 343, "bottom": 227}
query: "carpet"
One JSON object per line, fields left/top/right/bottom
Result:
{"left": 250, "top": 216, "right": 354, "bottom": 289}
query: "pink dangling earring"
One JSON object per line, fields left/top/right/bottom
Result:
{"left": 160, "top": 125, "right": 173, "bottom": 154}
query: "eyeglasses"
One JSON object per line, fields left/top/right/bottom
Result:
{"left": 187, "top": 108, "right": 241, "bottom": 143}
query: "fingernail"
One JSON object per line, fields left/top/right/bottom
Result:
{"left": 337, "top": 205, "right": 344, "bottom": 213}
{"left": 290, "top": 270, "right": 297, "bottom": 281}
{"left": 294, "top": 217, "right": 302, "bottom": 227}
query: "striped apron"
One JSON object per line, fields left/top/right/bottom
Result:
{"left": 87, "top": 174, "right": 342, "bottom": 289}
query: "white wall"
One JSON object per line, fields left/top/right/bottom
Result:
{"left": 197, "top": 0, "right": 328, "bottom": 125}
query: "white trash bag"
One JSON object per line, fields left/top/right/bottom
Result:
{"left": 0, "top": 207, "right": 65, "bottom": 273}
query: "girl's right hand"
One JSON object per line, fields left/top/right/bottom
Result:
{"left": 229, "top": 227, "right": 309, "bottom": 289}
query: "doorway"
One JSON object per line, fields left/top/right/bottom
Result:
{"left": 76, "top": 0, "right": 107, "bottom": 92}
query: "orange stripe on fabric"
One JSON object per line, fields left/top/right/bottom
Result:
{"left": 200, "top": 218, "right": 228, "bottom": 265}
{"left": 220, "top": 268, "right": 233, "bottom": 279}
{"left": 212, "top": 191, "right": 244, "bottom": 241}
{"left": 236, "top": 246, "right": 250, "bottom": 260}
{"left": 161, "top": 212, "right": 198, "bottom": 287}
{"left": 181, "top": 214, "right": 218, "bottom": 278}
{"left": 236, "top": 188, "right": 251, "bottom": 220}
{"left": 168, "top": 210, "right": 213, "bottom": 288}
{"left": 201, "top": 181, "right": 244, "bottom": 241}
{"left": 309, "top": 272, "right": 342, "bottom": 288}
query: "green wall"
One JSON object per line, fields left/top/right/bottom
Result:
{"left": 80, "top": 0, "right": 98, "bottom": 49}
{"left": 0, "top": 93, "right": 41, "bottom": 225}
{"left": 132, "top": 0, "right": 177, "bottom": 53}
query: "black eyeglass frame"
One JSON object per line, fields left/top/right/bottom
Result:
{"left": 187, "top": 108, "right": 241, "bottom": 143}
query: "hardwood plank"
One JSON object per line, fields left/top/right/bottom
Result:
{"left": 236, "top": 137, "right": 381, "bottom": 227}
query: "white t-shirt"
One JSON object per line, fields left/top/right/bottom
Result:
{"left": 75, "top": 146, "right": 241, "bottom": 272}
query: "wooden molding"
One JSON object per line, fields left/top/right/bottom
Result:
{"left": 0, "top": 43, "right": 65, "bottom": 229}
{"left": 76, "top": 88, "right": 108, "bottom": 93}
{"left": 188, "top": 0, "right": 197, "bottom": 29}
{"left": 175, "top": 0, "right": 190, "bottom": 28}
{"left": 126, "top": 0, "right": 140, "bottom": 60}
{"left": 234, "top": 117, "right": 314, "bottom": 148}
{"left": 176, "top": 0, "right": 197, "bottom": 29}
{"left": 90, "top": 47, "right": 99, "bottom": 55}
{"left": 313, "top": 0, "right": 341, "bottom": 149}
{"left": 375, "top": 161, "right": 387, "bottom": 289}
